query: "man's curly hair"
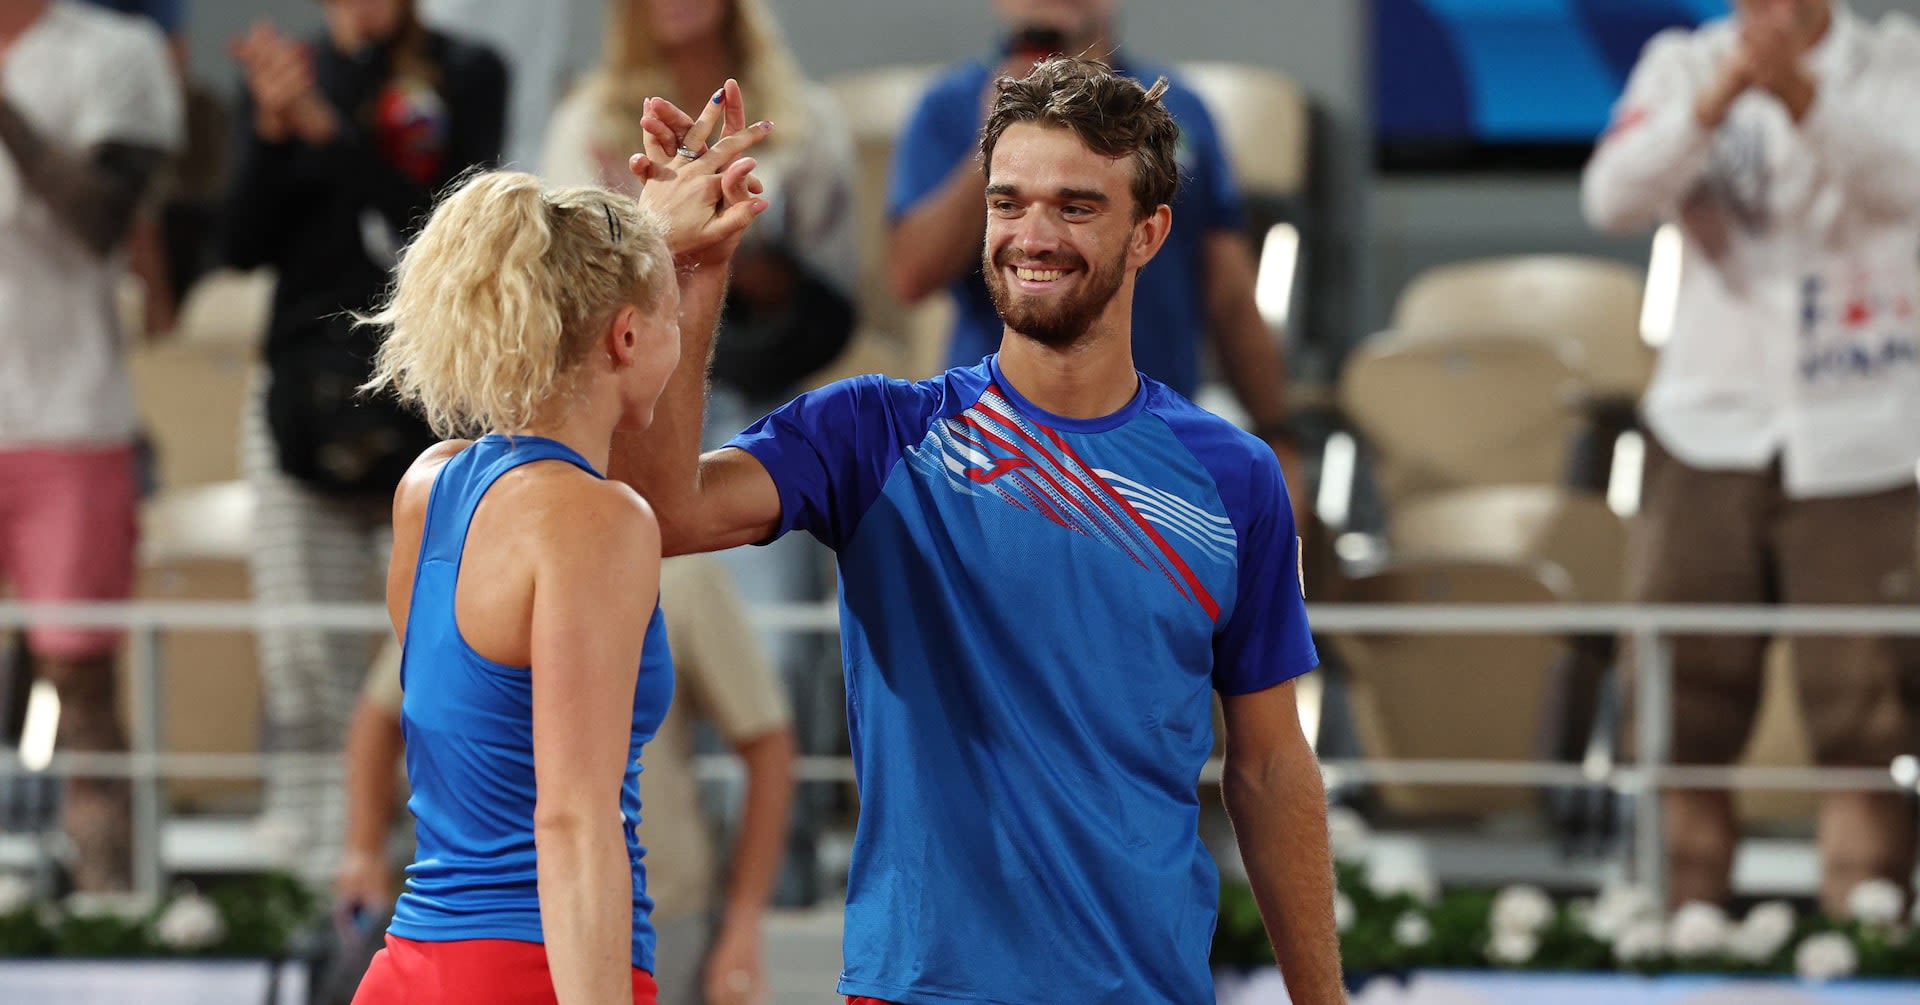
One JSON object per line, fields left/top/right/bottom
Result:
{"left": 979, "top": 55, "right": 1182, "bottom": 221}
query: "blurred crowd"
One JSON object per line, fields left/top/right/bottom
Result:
{"left": 1, "top": 0, "right": 1917, "bottom": 1001}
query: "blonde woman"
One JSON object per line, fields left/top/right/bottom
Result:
{"left": 349, "top": 88, "right": 772, "bottom": 1005}
{"left": 542, "top": 12, "right": 858, "bottom": 968}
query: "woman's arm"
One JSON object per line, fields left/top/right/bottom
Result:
{"left": 530, "top": 481, "right": 662, "bottom": 1005}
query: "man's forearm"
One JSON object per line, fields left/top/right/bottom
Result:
{"left": 610, "top": 265, "right": 728, "bottom": 552}
{"left": 1224, "top": 750, "right": 1345, "bottom": 1004}
{"left": 723, "top": 726, "right": 795, "bottom": 917}
{"left": 1206, "top": 234, "right": 1292, "bottom": 435}
{"left": 0, "top": 99, "right": 164, "bottom": 257}
{"left": 342, "top": 701, "right": 404, "bottom": 860}
{"left": 887, "top": 161, "right": 989, "bottom": 304}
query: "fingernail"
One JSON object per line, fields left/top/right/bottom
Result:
{"left": 756, "top": 120, "right": 773, "bottom": 131}
{"left": 712, "top": 90, "right": 724, "bottom": 104}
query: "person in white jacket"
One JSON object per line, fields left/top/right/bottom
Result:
{"left": 1583, "top": 0, "right": 1920, "bottom": 917}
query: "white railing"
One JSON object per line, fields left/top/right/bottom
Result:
{"left": 4, "top": 600, "right": 1919, "bottom": 906}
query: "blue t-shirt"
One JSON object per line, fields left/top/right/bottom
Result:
{"left": 887, "top": 58, "right": 1246, "bottom": 398}
{"left": 730, "top": 357, "right": 1316, "bottom": 1004}
{"left": 387, "top": 435, "right": 675, "bottom": 973}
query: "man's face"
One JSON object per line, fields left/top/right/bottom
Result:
{"left": 982, "top": 123, "right": 1144, "bottom": 348}
{"left": 991, "top": 0, "right": 1116, "bottom": 40}
{"left": 1733, "top": 0, "right": 1830, "bottom": 40}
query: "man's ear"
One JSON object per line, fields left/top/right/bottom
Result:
{"left": 1127, "top": 203, "right": 1174, "bottom": 271}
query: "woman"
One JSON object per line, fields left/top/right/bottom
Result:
{"left": 347, "top": 87, "right": 772, "bottom": 1005}
{"left": 221, "top": 0, "right": 506, "bottom": 887}
{"left": 540, "top": 6, "right": 859, "bottom": 962}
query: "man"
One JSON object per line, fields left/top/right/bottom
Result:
{"left": 331, "top": 555, "right": 797, "bottom": 1005}
{"left": 887, "top": 1, "right": 1301, "bottom": 483}
{"left": 1584, "top": 0, "right": 1920, "bottom": 914}
{"left": 0, "top": 0, "right": 181, "bottom": 892}
{"left": 621, "top": 59, "right": 1342, "bottom": 1004}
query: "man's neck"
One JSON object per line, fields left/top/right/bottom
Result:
{"left": 995, "top": 313, "right": 1140, "bottom": 421}
{"left": 0, "top": 0, "right": 51, "bottom": 50}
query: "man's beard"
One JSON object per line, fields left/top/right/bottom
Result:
{"left": 983, "top": 244, "right": 1129, "bottom": 349}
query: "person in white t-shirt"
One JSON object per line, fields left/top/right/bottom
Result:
{"left": 0, "top": 0, "right": 182, "bottom": 892}
{"left": 1584, "top": 0, "right": 1920, "bottom": 916}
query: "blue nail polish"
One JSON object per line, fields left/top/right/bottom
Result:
{"left": 712, "top": 90, "right": 724, "bottom": 104}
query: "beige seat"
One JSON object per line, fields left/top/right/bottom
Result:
{"left": 1174, "top": 62, "right": 1310, "bottom": 199}
{"left": 126, "top": 481, "right": 262, "bottom": 812}
{"left": 174, "top": 269, "right": 274, "bottom": 351}
{"left": 823, "top": 65, "right": 951, "bottom": 381}
{"left": 1328, "top": 560, "right": 1570, "bottom": 817}
{"left": 1339, "top": 331, "right": 1585, "bottom": 508}
{"left": 1388, "top": 485, "right": 1627, "bottom": 604}
{"left": 126, "top": 341, "right": 254, "bottom": 488}
{"left": 1393, "top": 256, "right": 1653, "bottom": 404}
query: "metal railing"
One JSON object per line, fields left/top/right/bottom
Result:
{"left": 4, "top": 599, "right": 1919, "bottom": 905}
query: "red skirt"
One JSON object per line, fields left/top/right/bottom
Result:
{"left": 352, "top": 934, "right": 659, "bottom": 1004}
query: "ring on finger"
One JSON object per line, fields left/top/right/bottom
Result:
{"left": 676, "top": 144, "right": 705, "bottom": 160}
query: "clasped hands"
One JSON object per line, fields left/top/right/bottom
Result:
{"left": 623, "top": 78, "right": 774, "bottom": 272}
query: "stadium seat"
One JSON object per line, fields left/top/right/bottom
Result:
{"left": 1174, "top": 62, "right": 1310, "bottom": 200}
{"left": 1392, "top": 256, "right": 1652, "bottom": 406}
{"left": 823, "top": 64, "right": 951, "bottom": 380}
{"left": 126, "top": 341, "right": 254, "bottom": 488}
{"left": 1337, "top": 331, "right": 1585, "bottom": 511}
{"left": 1387, "top": 485, "right": 1626, "bottom": 604}
{"left": 129, "top": 481, "right": 262, "bottom": 812}
{"left": 1326, "top": 559, "right": 1570, "bottom": 818}
{"left": 174, "top": 268, "right": 274, "bottom": 351}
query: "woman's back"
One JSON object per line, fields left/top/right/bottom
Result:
{"left": 385, "top": 434, "right": 674, "bottom": 971}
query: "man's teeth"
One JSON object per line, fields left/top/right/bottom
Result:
{"left": 1015, "top": 267, "right": 1065, "bottom": 282}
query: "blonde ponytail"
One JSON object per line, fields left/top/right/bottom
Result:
{"left": 361, "top": 170, "right": 674, "bottom": 438}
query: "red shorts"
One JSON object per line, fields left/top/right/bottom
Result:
{"left": 352, "top": 935, "right": 659, "bottom": 1004}
{"left": 0, "top": 447, "right": 138, "bottom": 659}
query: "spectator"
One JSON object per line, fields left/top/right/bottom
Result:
{"left": 1584, "top": 0, "right": 1920, "bottom": 914}
{"left": 887, "top": 0, "right": 1301, "bottom": 483}
{"left": 332, "top": 556, "right": 796, "bottom": 1005}
{"left": 0, "top": 0, "right": 182, "bottom": 891}
{"left": 539, "top": 0, "right": 856, "bottom": 904}
{"left": 77, "top": 0, "right": 187, "bottom": 335}
{"left": 219, "top": 0, "right": 505, "bottom": 889}
{"left": 419, "top": 0, "right": 578, "bottom": 169}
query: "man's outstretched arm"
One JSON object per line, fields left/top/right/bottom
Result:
{"left": 1222, "top": 681, "right": 1346, "bottom": 1004}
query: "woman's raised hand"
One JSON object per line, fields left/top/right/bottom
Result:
{"left": 628, "top": 79, "right": 772, "bottom": 269}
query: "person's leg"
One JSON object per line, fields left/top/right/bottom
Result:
{"left": 1775, "top": 481, "right": 1920, "bottom": 916}
{"left": 1622, "top": 437, "right": 1772, "bottom": 908}
{"left": 7, "top": 447, "right": 140, "bottom": 892}
{"left": 243, "top": 379, "right": 384, "bottom": 884}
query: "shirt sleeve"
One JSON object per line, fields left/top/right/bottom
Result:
{"left": 1580, "top": 28, "right": 1714, "bottom": 235}
{"left": 661, "top": 557, "right": 792, "bottom": 744}
{"left": 726, "top": 373, "right": 939, "bottom": 551}
{"left": 76, "top": 18, "right": 183, "bottom": 154}
{"left": 885, "top": 72, "right": 980, "bottom": 222}
{"left": 1213, "top": 448, "right": 1317, "bottom": 695}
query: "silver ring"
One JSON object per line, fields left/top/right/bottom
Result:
{"left": 676, "top": 144, "right": 702, "bottom": 160}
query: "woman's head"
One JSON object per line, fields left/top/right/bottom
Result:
{"left": 363, "top": 171, "right": 680, "bottom": 439}
{"left": 319, "top": 0, "right": 415, "bottom": 52}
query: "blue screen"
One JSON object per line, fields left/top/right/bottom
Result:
{"left": 1374, "top": 0, "right": 1729, "bottom": 149}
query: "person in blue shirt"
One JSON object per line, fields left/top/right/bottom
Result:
{"left": 346, "top": 85, "right": 772, "bottom": 1005}
{"left": 620, "top": 59, "right": 1343, "bottom": 1005}
{"left": 886, "top": 0, "right": 1302, "bottom": 487}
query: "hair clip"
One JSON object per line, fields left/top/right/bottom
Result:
{"left": 603, "top": 203, "right": 622, "bottom": 245}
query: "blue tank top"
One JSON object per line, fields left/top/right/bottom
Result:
{"left": 386, "top": 434, "right": 674, "bottom": 973}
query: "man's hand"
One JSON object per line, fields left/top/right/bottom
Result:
{"left": 702, "top": 916, "right": 769, "bottom": 1005}
{"left": 333, "top": 848, "right": 392, "bottom": 929}
{"left": 1742, "top": 0, "right": 1817, "bottom": 120}
{"left": 1695, "top": 45, "right": 1756, "bottom": 130}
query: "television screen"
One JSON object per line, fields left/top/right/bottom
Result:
{"left": 1373, "top": 0, "right": 1730, "bottom": 170}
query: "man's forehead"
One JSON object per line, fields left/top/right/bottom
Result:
{"left": 989, "top": 124, "right": 1131, "bottom": 192}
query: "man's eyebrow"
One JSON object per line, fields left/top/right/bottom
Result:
{"left": 983, "top": 183, "right": 1111, "bottom": 204}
